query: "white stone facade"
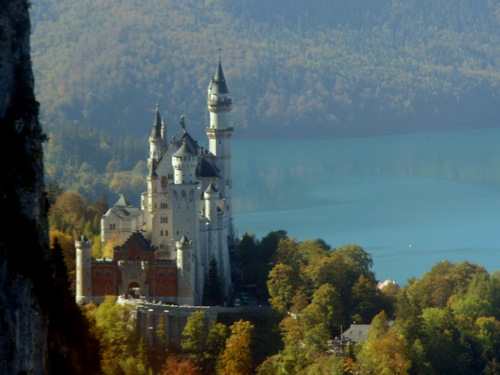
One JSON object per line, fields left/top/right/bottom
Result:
{"left": 86, "top": 58, "right": 235, "bottom": 306}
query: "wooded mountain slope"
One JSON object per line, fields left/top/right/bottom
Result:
{"left": 31, "top": 0, "right": 500, "bottom": 141}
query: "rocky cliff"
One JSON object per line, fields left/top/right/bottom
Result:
{"left": 0, "top": 2, "right": 102, "bottom": 373}
{"left": 0, "top": 0, "right": 53, "bottom": 373}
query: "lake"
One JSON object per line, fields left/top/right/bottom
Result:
{"left": 231, "top": 128, "right": 500, "bottom": 285}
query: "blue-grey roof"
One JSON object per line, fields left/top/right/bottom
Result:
{"left": 205, "top": 182, "right": 218, "bottom": 193}
{"left": 208, "top": 57, "right": 229, "bottom": 95}
{"left": 151, "top": 103, "right": 162, "bottom": 139}
{"left": 173, "top": 141, "right": 195, "bottom": 157}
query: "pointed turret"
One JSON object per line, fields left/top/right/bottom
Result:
{"left": 207, "top": 57, "right": 232, "bottom": 122}
{"left": 151, "top": 103, "right": 162, "bottom": 139}
{"left": 208, "top": 56, "right": 229, "bottom": 95}
{"left": 148, "top": 103, "right": 167, "bottom": 170}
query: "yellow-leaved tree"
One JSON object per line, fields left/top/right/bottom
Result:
{"left": 217, "top": 320, "right": 254, "bottom": 375}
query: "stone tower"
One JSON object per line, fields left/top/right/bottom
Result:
{"left": 75, "top": 235, "right": 92, "bottom": 304}
{"left": 206, "top": 56, "right": 235, "bottom": 244}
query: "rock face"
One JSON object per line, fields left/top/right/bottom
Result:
{"left": 0, "top": 0, "right": 50, "bottom": 373}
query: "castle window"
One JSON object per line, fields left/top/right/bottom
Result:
{"left": 159, "top": 285, "right": 164, "bottom": 291}
{"left": 109, "top": 223, "right": 116, "bottom": 230}
{"left": 158, "top": 270, "right": 165, "bottom": 278}
{"left": 105, "top": 270, "right": 111, "bottom": 277}
{"left": 95, "top": 270, "right": 101, "bottom": 277}
{"left": 169, "top": 271, "right": 175, "bottom": 279}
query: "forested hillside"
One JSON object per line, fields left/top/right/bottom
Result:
{"left": 32, "top": 0, "right": 500, "bottom": 141}
{"left": 33, "top": 0, "right": 500, "bottom": 201}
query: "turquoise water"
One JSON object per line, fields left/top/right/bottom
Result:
{"left": 231, "top": 128, "right": 500, "bottom": 285}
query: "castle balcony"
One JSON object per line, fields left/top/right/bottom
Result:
{"left": 208, "top": 97, "right": 232, "bottom": 107}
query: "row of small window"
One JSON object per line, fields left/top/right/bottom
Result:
{"left": 157, "top": 270, "right": 176, "bottom": 279}
{"left": 95, "top": 284, "right": 113, "bottom": 291}
{"left": 94, "top": 270, "right": 112, "bottom": 277}
{"left": 95, "top": 270, "right": 175, "bottom": 278}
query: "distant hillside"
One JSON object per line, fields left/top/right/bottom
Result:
{"left": 31, "top": 0, "right": 500, "bottom": 140}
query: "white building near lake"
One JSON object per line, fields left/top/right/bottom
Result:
{"left": 76, "top": 58, "right": 235, "bottom": 306}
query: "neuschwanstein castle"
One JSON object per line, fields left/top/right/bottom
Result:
{"left": 75, "top": 58, "right": 235, "bottom": 306}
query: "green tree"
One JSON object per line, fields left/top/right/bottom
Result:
{"left": 355, "top": 311, "right": 411, "bottom": 375}
{"left": 267, "top": 263, "right": 298, "bottom": 314}
{"left": 92, "top": 296, "right": 147, "bottom": 374}
{"left": 203, "top": 257, "right": 224, "bottom": 306}
{"left": 181, "top": 310, "right": 208, "bottom": 367}
{"left": 299, "top": 303, "right": 331, "bottom": 362}
{"left": 181, "top": 310, "right": 229, "bottom": 373}
{"left": 217, "top": 320, "right": 254, "bottom": 375}
{"left": 205, "top": 322, "right": 230, "bottom": 374}
{"left": 275, "top": 237, "right": 303, "bottom": 271}
{"left": 311, "top": 283, "right": 344, "bottom": 334}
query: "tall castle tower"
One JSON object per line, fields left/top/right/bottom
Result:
{"left": 206, "top": 57, "right": 235, "bottom": 244}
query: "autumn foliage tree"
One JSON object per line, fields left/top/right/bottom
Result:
{"left": 181, "top": 310, "right": 229, "bottom": 374}
{"left": 217, "top": 320, "right": 254, "bottom": 375}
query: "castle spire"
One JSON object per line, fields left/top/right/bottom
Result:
{"left": 151, "top": 103, "right": 162, "bottom": 139}
{"left": 148, "top": 103, "right": 166, "bottom": 169}
{"left": 209, "top": 56, "right": 229, "bottom": 95}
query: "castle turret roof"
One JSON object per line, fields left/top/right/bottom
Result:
{"left": 151, "top": 103, "right": 162, "bottom": 139}
{"left": 109, "top": 194, "right": 141, "bottom": 219}
{"left": 198, "top": 157, "right": 219, "bottom": 178}
{"left": 173, "top": 141, "right": 195, "bottom": 158}
{"left": 114, "top": 194, "right": 132, "bottom": 207}
{"left": 205, "top": 183, "right": 218, "bottom": 194}
{"left": 208, "top": 56, "right": 229, "bottom": 95}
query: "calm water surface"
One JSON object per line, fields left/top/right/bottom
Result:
{"left": 232, "top": 128, "right": 500, "bottom": 285}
